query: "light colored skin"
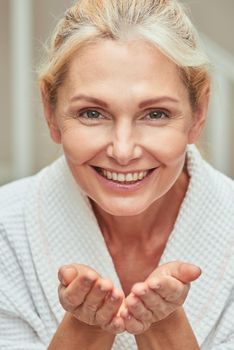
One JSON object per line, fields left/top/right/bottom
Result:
{"left": 43, "top": 39, "right": 209, "bottom": 348}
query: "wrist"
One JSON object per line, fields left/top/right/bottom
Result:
{"left": 135, "top": 308, "right": 199, "bottom": 350}
{"left": 65, "top": 312, "right": 116, "bottom": 338}
{"left": 49, "top": 312, "right": 116, "bottom": 350}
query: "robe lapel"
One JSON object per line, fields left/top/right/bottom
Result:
{"left": 160, "top": 145, "right": 234, "bottom": 345}
{"left": 25, "top": 157, "right": 121, "bottom": 323}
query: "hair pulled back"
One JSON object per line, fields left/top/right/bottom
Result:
{"left": 39, "top": 0, "right": 210, "bottom": 109}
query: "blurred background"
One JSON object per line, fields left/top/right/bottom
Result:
{"left": 0, "top": 0, "right": 234, "bottom": 185}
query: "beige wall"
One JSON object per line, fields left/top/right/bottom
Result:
{"left": 33, "top": 0, "right": 74, "bottom": 172}
{"left": 0, "top": 0, "right": 11, "bottom": 165}
{"left": 0, "top": 0, "right": 233, "bottom": 185}
{"left": 186, "top": 0, "right": 234, "bottom": 56}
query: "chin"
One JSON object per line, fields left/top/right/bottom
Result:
{"left": 93, "top": 197, "right": 154, "bottom": 217}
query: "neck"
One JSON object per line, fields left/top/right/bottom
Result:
{"left": 91, "top": 170, "right": 189, "bottom": 248}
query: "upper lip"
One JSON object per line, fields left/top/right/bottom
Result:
{"left": 92, "top": 166, "right": 157, "bottom": 173}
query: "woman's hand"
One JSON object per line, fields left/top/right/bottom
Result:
{"left": 58, "top": 264, "right": 125, "bottom": 334}
{"left": 120, "top": 261, "right": 201, "bottom": 334}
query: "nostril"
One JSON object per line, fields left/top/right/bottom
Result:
{"left": 106, "top": 141, "right": 142, "bottom": 164}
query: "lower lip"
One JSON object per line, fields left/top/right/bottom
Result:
{"left": 91, "top": 167, "right": 159, "bottom": 192}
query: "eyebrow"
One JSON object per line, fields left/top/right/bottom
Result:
{"left": 139, "top": 96, "right": 180, "bottom": 108}
{"left": 70, "top": 94, "right": 180, "bottom": 108}
{"left": 70, "top": 94, "right": 108, "bottom": 108}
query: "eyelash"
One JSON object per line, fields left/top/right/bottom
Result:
{"left": 78, "top": 109, "right": 106, "bottom": 120}
{"left": 146, "top": 110, "right": 170, "bottom": 120}
{"left": 76, "top": 108, "right": 170, "bottom": 122}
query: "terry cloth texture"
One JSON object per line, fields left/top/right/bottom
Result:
{"left": 0, "top": 145, "right": 233, "bottom": 349}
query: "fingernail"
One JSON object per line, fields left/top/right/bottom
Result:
{"left": 125, "top": 313, "right": 132, "bottom": 320}
{"left": 110, "top": 295, "right": 117, "bottom": 302}
{"left": 110, "top": 295, "right": 119, "bottom": 303}
{"left": 61, "top": 266, "right": 77, "bottom": 276}
{"left": 62, "top": 265, "right": 75, "bottom": 271}
{"left": 59, "top": 266, "right": 76, "bottom": 285}
{"left": 112, "top": 317, "right": 121, "bottom": 329}
{"left": 113, "top": 321, "right": 119, "bottom": 329}
{"left": 149, "top": 279, "right": 161, "bottom": 289}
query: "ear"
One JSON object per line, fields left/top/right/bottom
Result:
{"left": 188, "top": 86, "right": 210, "bottom": 144}
{"left": 40, "top": 81, "right": 61, "bottom": 144}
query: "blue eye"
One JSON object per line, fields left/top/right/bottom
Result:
{"left": 84, "top": 110, "right": 101, "bottom": 119}
{"left": 148, "top": 110, "right": 168, "bottom": 119}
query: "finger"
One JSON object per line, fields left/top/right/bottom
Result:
{"left": 60, "top": 273, "right": 97, "bottom": 310}
{"left": 58, "top": 265, "right": 78, "bottom": 286}
{"left": 147, "top": 276, "right": 189, "bottom": 302}
{"left": 121, "top": 310, "right": 145, "bottom": 335}
{"left": 131, "top": 283, "right": 157, "bottom": 309}
{"left": 131, "top": 282, "right": 148, "bottom": 296}
{"left": 77, "top": 278, "right": 113, "bottom": 324}
{"left": 159, "top": 262, "right": 202, "bottom": 284}
{"left": 58, "top": 264, "right": 101, "bottom": 287}
{"left": 106, "top": 316, "right": 125, "bottom": 334}
{"left": 82, "top": 278, "right": 113, "bottom": 313}
{"left": 137, "top": 289, "right": 173, "bottom": 322}
{"left": 131, "top": 285, "right": 167, "bottom": 314}
{"left": 176, "top": 263, "right": 202, "bottom": 283}
{"left": 96, "top": 289, "right": 124, "bottom": 326}
{"left": 125, "top": 294, "right": 152, "bottom": 324}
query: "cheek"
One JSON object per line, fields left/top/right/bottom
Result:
{"left": 143, "top": 127, "right": 189, "bottom": 165}
{"left": 60, "top": 124, "right": 106, "bottom": 165}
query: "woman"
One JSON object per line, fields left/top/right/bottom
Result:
{"left": 0, "top": 0, "right": 233, "bottom": 349}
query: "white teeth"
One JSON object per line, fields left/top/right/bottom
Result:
{"left": 117, "top": 173, "right": 125, "bottom": 182}
{"left": 138, "top": 172, "right": 144, "bottom": 180}
{"left": 107, "top": 171, "right": 112, "bottom": 180}
{"left": 112, "top": 172, "right": 118, "bottom": 181}
{"left": 126, "top": 173, "right": 133, "bottom": 181}
{"left": 100, "top": 168, "right": 151, "bottom": 183}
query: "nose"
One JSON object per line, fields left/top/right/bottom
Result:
{"left": 106, "top": 121, "right": 142, "bottom": 165}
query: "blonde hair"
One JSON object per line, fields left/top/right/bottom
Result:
{"left": 39, "top": 0, "right": 211, "bottom": 109}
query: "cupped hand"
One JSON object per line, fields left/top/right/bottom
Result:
{"left": 58, "top": 264, "right": 125, "bottom": 334}
{"left": 120, "top": 261, "right": 201, "bottom": 334}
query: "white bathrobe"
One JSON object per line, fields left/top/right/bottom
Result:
{"left": 0, "top": 145, "right": 233, "bottom": 349}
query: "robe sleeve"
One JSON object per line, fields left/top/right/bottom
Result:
{"left": 0, "top": 225, "right": 47, "bottom": 349}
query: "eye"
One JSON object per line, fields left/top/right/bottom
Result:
{"left": 148, "top": 110, "right": 169, "bottom": 120}
{"left": 80, "top": 109, "right": 101, "bottom": 119}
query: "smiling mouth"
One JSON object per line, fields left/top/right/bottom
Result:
{"left": 93, "top": 167, "right": 156, "bottom": 184}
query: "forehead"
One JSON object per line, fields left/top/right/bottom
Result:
{"left": 63, "top": 39, "right": 188, "bottom": 100}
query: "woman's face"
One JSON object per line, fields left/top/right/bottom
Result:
{"left": 45, "top": 40, "right": 207, "bottom": 216}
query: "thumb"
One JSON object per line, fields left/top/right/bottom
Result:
{"left": 166, "top": 261, "right": 202, "bottom": 284}
{"left": 58, "top": 265, "right": 78, "bottom": 286}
